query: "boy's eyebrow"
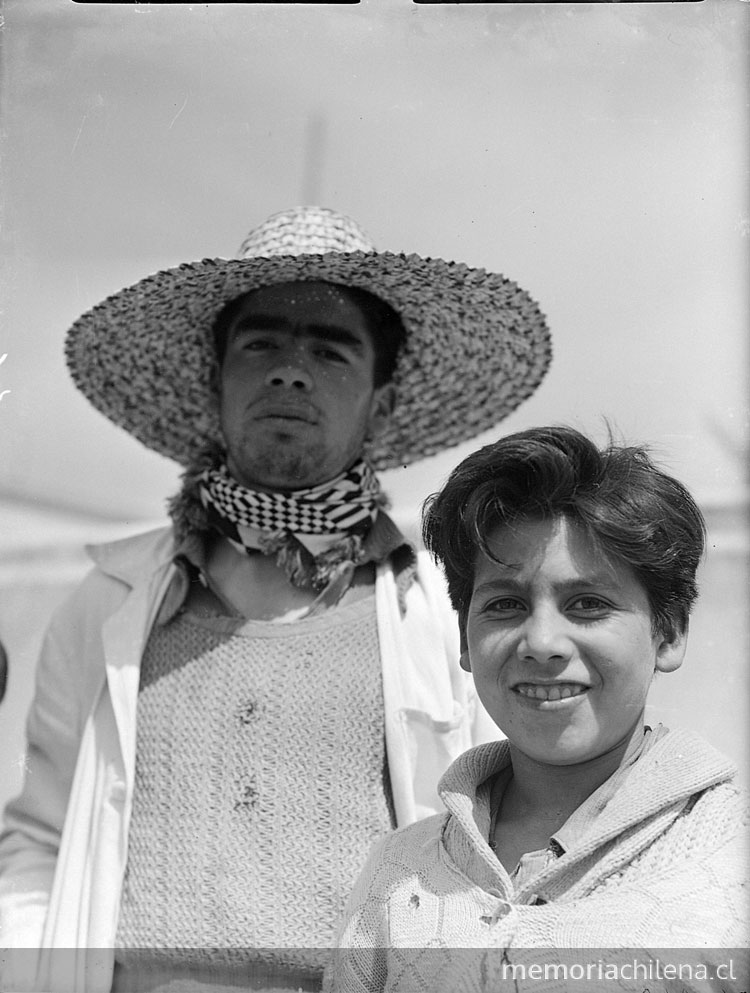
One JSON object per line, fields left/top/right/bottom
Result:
{"left": 472, "top": 576, "right": 524, "bottom": 598}
{"left": 473, "top": 573, "right": 622, "bottom": 598}
{"left": 231, "top": 315, "right": 366, "bottom": 350}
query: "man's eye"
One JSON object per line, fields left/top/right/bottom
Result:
{"left": 242, "top": 338, "right": 276, "bottom": 350}
{"left": 316, "top": 347, "right": 347, "bottom": 363}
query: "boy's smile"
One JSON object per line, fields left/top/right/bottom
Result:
{"left": 465, "top": 516, "right": 686, "bottom": 769}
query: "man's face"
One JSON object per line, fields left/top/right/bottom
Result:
{"left": 464, "top": 516, "right": 686, "bottom": 769}
{"left": 219, "top": 281, "right": 395, "bottom": 491}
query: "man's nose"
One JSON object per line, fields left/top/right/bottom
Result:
{"left": 264, "top": 353, "right": 313, "bottom": 391}
{"left": 517, "top": 607, "right": 573, "bottom": 664}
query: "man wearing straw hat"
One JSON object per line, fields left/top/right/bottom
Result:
{"left": 0, "top": 207, "right": 551, "bottom": 991}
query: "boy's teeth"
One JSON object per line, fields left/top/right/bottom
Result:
{"left": 517, "top": 683, "right": 586, "bottom": 701}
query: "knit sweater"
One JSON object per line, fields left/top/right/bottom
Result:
{"left": 325, "top": 729, "right": 749, "bottom": 993}
{"left": 0, "top": 526, "right": 496, "bottom": 993}
{"left": 113, "top": 595, "right": 394, "bottom": 990}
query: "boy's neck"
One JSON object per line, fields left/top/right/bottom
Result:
{"left": 504, "top": 719, "right": 648, "bottom": 826}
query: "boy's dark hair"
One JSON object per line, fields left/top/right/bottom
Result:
{"left": 212, "top": 282, "right": 406, "bottom": 388}
{"left": 422, "top": 425, "right": 706, "bottom": 642}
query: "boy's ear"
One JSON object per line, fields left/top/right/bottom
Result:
{"left": 459, "top": 631, "right": 471, "bottom": 672}
{"left": 654, "top": 624, "right": 688, "bottom": 674}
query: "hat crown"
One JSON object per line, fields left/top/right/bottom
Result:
{"left": 237, "top": 206, "right": 376, "bottom": 260}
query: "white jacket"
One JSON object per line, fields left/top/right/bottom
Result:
{"left": 0, "top": 527, "right": 496, "bottom": 992}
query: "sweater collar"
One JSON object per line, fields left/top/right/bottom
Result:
{"left": 438, "top": 739, "right": 514, "bottom": 889}
{"left": 440, "top": 729, "right": 736, "bottom": 826}
{"left": 437, "top": 730, "right": 737, "bottom": 890}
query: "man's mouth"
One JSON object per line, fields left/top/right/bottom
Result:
{"left": 253, "top": 402, "right": 318, "bottom": 424}
{"left": 513, "top": 682, "right": 588, "bottom": 702}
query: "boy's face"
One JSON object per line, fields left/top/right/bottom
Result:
{"left": 464, "top": 515, "right": 686, "bottom": 768}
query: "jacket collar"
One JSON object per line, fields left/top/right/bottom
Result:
{"left": 86, "top": 525, "right": 176, "bottom": 587}
{"left": 84, "top": 515, "right": 417, "bottom": 614}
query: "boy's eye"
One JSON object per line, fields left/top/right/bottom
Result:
{"left": 485, "top": 597, "right": 525, "bottom": 614}
{"left": 568, "top": 596, "right": 611, "bottom": 616}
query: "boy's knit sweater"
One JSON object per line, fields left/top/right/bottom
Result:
{"left": 326, "top": 729, "right": 749, "bottom": 993}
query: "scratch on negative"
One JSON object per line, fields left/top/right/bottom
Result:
{"left": 71, "top": 114, "right": 88, "bottom": 155}
{"left": 169, "top": 94, "right": 189, "bottom": 130}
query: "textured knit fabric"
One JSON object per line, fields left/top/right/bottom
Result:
{"left": 490, "top": 725, "right": 668, "bottom": 896}
{"left": 114, "top": 594, "right": 394, "bottom": 988}
{"left": 325, "top": 729, "right": 749, "bottom": 993}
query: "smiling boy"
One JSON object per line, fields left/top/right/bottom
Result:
{"left": 326, "top": 426, "right": 748, "bottom": 993}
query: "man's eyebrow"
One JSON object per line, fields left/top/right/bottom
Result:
{"left": 231, "top": 315, "right": 366, "bottom": 349}
{"left": 231, "top": 314, "right": 288, "bottom": 334}
{"left": 307, "top": 324, "right": 366, "bottom": 349}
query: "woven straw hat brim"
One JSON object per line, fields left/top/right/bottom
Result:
{"left": 65, "top": 251, "right": 552, "bottom": 471}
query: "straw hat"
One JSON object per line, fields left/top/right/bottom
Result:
{"left": 65, "top": 206, "right": 552, "bottom": 470}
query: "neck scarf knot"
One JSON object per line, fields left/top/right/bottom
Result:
{"left": 198, "top": 459, "right": 384, "bottom": 590}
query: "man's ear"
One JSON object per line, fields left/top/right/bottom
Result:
{"left": 654, "top": 623, "right": 688, "bottom": 674}
{"left": 209, "top": 358, "right": 222, "bottom": 395}
{"left": 367, "top": 383, "right": 397, "bottom": 441}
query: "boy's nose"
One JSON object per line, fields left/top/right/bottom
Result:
{"left": 517, "top": 609, "right": 573, "bottom": 664}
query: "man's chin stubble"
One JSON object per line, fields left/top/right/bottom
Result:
{"left": 228, "top": 446, "right": 324, "bottom": 490}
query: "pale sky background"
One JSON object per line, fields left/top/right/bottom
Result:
{"left": 0, "top": 1, "right": 748, "bottom": 791}
{"left": 1, "top": 0, "right": 747, "bottom": 523}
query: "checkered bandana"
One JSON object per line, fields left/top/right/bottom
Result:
{"left": 198, "top": 459, "right": 383, "bottom": 590}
